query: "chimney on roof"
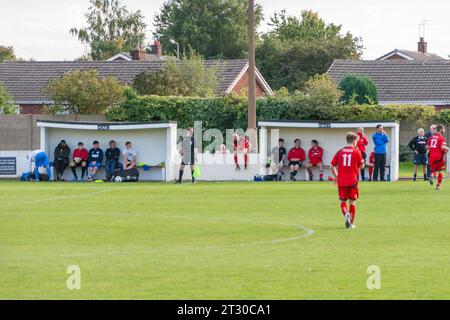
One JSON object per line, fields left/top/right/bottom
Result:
{"left": 150, "top": 40, "right": 163, "bottom": 58}
{"left": 131, "top": 48, "right": 146, "bottom": 61}
{"left": 418, "top": 37, "right": 427, "bottom": 54}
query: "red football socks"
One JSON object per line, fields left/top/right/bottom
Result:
{"left": 340, "top": 202, "right": 348, "bottom": 216}
{"left": 349, "top": 204, "right": 356, "bottom": 224}
{"left": 437, "top": 173, "right": 443, "bottom": 186}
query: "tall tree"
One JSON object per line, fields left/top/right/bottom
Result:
{"left": 0, "top": 46, "right": 16, "bottom": 62}
{"left": 45, "top": 70, "right": 124, "bottom": 114}
{"left": 70, "top": 0, "right": 147, "bottom": 60}
{"left": 133, "top": 52, "right": 218, "bottom": 97}
{"left": 154, "top": 0, "right": 263, "bottom": 59}
{"left": 257, "top": 10, "right": 363, "bottom": 91}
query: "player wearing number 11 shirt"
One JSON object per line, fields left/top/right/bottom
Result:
{"left": 331, "top": 132, "right": 365, "bottom": 229}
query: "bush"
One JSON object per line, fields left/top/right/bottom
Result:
{"left": 0, "top": 81, "right": 17, "bottom": 114}
{"left": 436, "top": 109, "right": 450, "bottom": 124}
{"left": 133, "top": 52, "right": 218, "bottom": 98}
{"left": 44, "top": 69, "right": 124, "bottom": 115}
{"left": 339, "top": 74, "right": 379, "bottom": 105}
{"left": 106, "top": 88, "right": 439, "bottom": 132}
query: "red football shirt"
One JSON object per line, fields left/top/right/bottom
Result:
{"left": 72, "top": 148, "right": 89, "bottom": 161}
{"left": 428, "top": 133, "right": 447, "bottom": 162}
{"left": 288, "top": 147, "right": 306, "bottom": 161}
{"left": 356, "top": 132, "right": 369, "bottom": 153}
{"left": 308, "top": 146, "right": 323, "bottom": 164}
{"left": 369, "top": 151, "right": 375, "bottom": 165}
{"left": 331, "top": 146, "right": 364, "bottom": 187}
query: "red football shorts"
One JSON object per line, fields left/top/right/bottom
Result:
{"left": 308, "top": 161, "right": 322, "bottom": 167}
{"left": 430, "top": 159, "right": 445, "bottom": 172}
{"left": 338, "top": 186, "right": 359, "bottom": 201}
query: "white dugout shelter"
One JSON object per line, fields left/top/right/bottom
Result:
{"left": 37, "top": 120, "right": 177, "bottom": 181}
{"left": 259, "top": 120, "right": 400, "bottom": 181}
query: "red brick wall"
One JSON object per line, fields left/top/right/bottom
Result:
{"left": 20, "top": 104, "right": 44, "bottom": 115}
{"left": 230, "top": 70, "right": 267, "bottom": 97}
{"left": 384, "top": 54, "right": 408, "bottom": 60}
{"left": 434, "top": 105, "right": 450, "bottom": 111}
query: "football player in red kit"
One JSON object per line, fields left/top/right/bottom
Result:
{"left": 242, "top": 136, "right": 250, "bottom": 169}
{"left": 287, "top": 139, "right": 306, "bottom": 181}
{"left": 427, "top": 124, "right": 449, "bottom": 190}
{"left": 305, "top": 140, "right": 324, "bottom": 181}
{"left": 368, "top": 151, "right": 375, "bottom": 181}
{"left": 233, "top": 134, "right": 241, "bottom": 170}
{"left": 331, "top": 132, "right": 365, "bottom": 229}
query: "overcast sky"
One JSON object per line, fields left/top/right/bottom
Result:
{"left": 0, "top": 0, "right": 449, "bottom": 61}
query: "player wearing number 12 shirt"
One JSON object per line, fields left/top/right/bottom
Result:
{"left": 427, "top": 124, "right": 449, "bottom": 191}
{"left": 331, "top": 132, "right": 365, "bottom": 229}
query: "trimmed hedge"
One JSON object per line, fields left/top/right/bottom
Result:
{"left": 106, "top": 89, "right": 441, "bottom": 131}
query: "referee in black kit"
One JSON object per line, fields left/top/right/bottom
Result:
{"left": 177, "top": 127, "right": 198, "bottom": 184}
{"left": 408, "top": 128, "right": 428, "bottom": 181}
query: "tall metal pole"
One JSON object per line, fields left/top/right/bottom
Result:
{"left": 247, "top": 0, "right": 257, "bottom": 137}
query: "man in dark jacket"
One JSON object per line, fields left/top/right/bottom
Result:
{"left": 105, "top": 140, "right": 121, "bottom": 181}
{"left": 53, "top": 140, "right": 70, "bottom": 181}
{"left": 408, "top": 128, "right": 428, "bottom": 181}
{"left": 176, "top": 127, "right": 197, "bottom": 184}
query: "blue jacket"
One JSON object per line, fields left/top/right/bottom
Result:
{"left": 372, "top": 132, "right": 389, "bottom": 154}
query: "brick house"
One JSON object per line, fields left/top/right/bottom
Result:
{"left": 106, "top": 40, "right": 174, "bottom": 62}
{"left": 327, "top": 59, "right": 450, "bottom": 108}
{"left": 0, "top": 50, "right": 273, "bottom": 114}
{"left": 376, "top": 37, "right": 445, "bottom": 61}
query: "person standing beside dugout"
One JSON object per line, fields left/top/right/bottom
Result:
{"left": 425, "top": 124, "right": 437, "bottom": 178}
{"left": 408, "top": 128, "right": 428, "bottom": 181}
{"left": 177, "top": 127, "right": 198, "bottom": 184}
{"left": 356, "top": 127, "right": 369, "bottom": 181}
{"left": 372, "top": 124, "right": 389, "bottom": 181}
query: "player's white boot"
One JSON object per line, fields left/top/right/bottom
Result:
{"left": 344, "top": 213, "right": 351, "bottom": 229}
{"left": 350, "top": 224, "right": 356, "bottom": 229}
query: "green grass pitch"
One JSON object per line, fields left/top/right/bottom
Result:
{"left": 0, "top": 179, "right": 449, "bottom": 300}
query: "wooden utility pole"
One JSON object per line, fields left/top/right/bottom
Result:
{"left": 247, "top": 0, "right": 256, "bottom": 132}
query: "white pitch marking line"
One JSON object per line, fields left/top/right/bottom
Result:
{"left": 0, "top": 217, "right": 314, "bottom": 260}
{"left": 0, "top": 188, "right": 125, "bottom": 209}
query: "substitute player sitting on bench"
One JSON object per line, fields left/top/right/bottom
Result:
{"left": 287, "top": 138, "right": 306, "bottom": 181}
{"left": 305, "top": 139, "right": 324, "bottom": 181}
{"left": 122, "top": 141, "right": 137, "bottom": 170}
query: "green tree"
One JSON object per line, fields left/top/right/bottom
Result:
{"left": 339, "top": 75, "right": 379, "bottom": 105}
{"left": 0, "top": 81, "right": 17, "bottom": 114}
{"left": 70, "top": 0, "right": 147, "bottom": 60}
{"left": 305, "top": 74, "right": 342, "bottom": 106}
{"left": 133, "top": 52, "right": 218, "bottom": 97}
{"left": 153, "top": 0, "right": 263, "bottom": 59}
{"left": 257, "top": 10, "right": 363, "bottom": 91}
{"left": 0, "top": 46, "right": 16, "bottom": 62}
{"left": 45, "top": 70, "right": 124, "bottom": 114}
